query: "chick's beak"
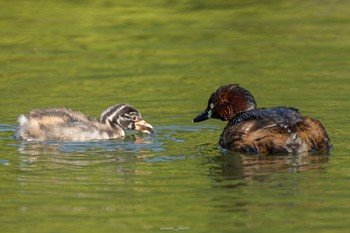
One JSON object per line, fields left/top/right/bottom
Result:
{"left": 134, "top": 120, "right": 154, "bottom": 135}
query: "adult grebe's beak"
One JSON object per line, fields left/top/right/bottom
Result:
{"left": 134, "top": 120, "right": 154, "bottom": 134}
{"left": 192, "top": 108, "right": 211, "bottom": 123}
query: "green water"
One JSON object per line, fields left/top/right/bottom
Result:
{"left": 1, "top": 0, "right": 350, "bottom": 232}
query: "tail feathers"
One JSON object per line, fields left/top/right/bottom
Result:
{"left": 17, "top": 115, "right": 28, "bottom": 126}
{"left": 16, "top": 115, "right": 28, "bottom": 140}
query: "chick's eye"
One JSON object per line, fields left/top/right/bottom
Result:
{"left": 131, "top": 115, "right": 138, "bottom": 121}
{"left": 125, "top": 111, "right": 140, "bottom": 121}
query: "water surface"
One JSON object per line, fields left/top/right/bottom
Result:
{"left": 1, "top": 1, "right": 350, "bottom": 233}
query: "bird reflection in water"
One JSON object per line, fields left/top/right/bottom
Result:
{"left": 16, "top": 133, "right": 155, "bottom": 168}
{"left": 208, "top": 151, "right": 330, "bottom": 187}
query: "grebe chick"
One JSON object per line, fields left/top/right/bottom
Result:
{"left": 193, "top": 84, "right": 331, "bottom": 154}
{"left": 16, "top": 103, "right": 153, "bottom": 142}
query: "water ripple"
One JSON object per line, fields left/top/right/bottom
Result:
{"left": 1, "top": 124, "right": 217, "bottom": 161}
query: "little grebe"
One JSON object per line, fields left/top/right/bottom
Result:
{"left": 193, "top": 84, "right": 331, "bottom": 154}
{"left": 16, "top": 103, "right": 153, "bottom": 141}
